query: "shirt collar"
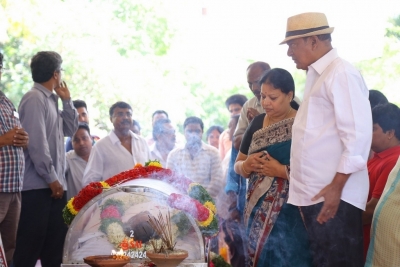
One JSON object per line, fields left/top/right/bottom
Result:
{"left": 33, "top": 82, "right": 55, "bottom": 98}
{"left": 374, "top": 146, "right": 400, "bottom": 159}
{"left": 109, "top": 130, "right": 138, "bottom": 145}
{"left": 309, "top": 48, "right": 339, "bottom": 75}
{"left": 67, "top": 150, "right": 86, "bottom": 162}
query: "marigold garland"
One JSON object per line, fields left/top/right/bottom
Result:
{"left": 145, "top": 159, "right": 162, "bottom": 168}
{"left": 62, "top": 160, "right": 218, "bottom": 237}
{"left": 66, "top": 197, "right": 78, "bottom": 215}
{"left": 196, "top": 208, "right": 214, "bottom": 227}
{"left": 204, "top": 201, "right": 217, "bottom": 214}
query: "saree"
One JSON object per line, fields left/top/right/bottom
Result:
{"left": 244, "top": 118, "right": 311, "bottom": 267}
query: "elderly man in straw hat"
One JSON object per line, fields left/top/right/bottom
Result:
{"left": 280, "top": 12, "right": 372, "bottom": 266}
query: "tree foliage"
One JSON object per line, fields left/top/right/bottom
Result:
{"left": 1, "top": 1, "right": 397, "bottom": 138}
{"left": 0, "top": 0, "right": 174, "bottom": 134}
{"left": 386, "top": 15, "right": 400, "bottom": 40}
{"left": 355, "top": 15, "right": 400, "bottom": 106}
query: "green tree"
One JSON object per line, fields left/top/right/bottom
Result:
{"left": 0, "top": 0, "right": 174, "bottom": 134}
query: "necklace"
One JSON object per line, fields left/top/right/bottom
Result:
{"left": 265, "top": 107, "right": 292, "bottom": 127}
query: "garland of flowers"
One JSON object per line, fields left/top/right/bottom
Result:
{"left": 98, "top": 198, "right": 144, "bottom": 250}
{"left": 167, "top": 183, "right": 218, "bottom": 236}
{"left": 62, "top": 160, "right": 218, "bottom": 237}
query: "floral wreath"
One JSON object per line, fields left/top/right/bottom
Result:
{"left": 62, "top": 160, "right": 218, "bottom": 237}
{"left": 98, "top": 197, "right": 145, "bottom": 253}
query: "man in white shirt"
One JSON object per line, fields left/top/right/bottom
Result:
{"left": 83, "top": 101, "right": 150, "bottom": 185}
{"left": 150, "top": 118, "right": 176, "bottom": 167}
{"left": 167, "top": 116, "right": 223, "bottom": 199}
{"left": 65, "top": 123, "right": 92, "bottom": 200}
{"left": 281, "top": 12, "right": 372, "bottom": 266}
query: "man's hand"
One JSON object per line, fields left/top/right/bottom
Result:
{"left": 0, "top": 127, "right": 18, "bottom": 147}
{"left": 0, "top": 127, "right": 28, "bottom": 148}
{"left": 54, "top": 81, "right": 71, "bottom": 101}
{"left": 247, "top": 108, "right": 260, "bottom": 123}
{"left": 13, "top": 127, "right": 29, "bottom": 148}
{"left": 312, "top": 172, "right": 350, "bottom": 224}
{"left": 49, "top": 180, "right": 64, "bottom": 199}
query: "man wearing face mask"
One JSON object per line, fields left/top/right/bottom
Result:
{"left": 82, "top": 101, "right": 150, "bottom": 185}
{"left": 166, "top": 116, "right": 223, "bottom": 199}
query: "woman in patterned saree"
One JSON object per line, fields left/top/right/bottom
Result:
{"left": 234, "top": 68, "right": 311, "bottom": 267}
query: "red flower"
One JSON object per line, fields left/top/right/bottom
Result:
{"left": 72, "top": 182, "right": 104, "bottom": 210}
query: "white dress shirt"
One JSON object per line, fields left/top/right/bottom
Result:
{"left": 65, "top": 150, "right": 87, "bottom": 200}
{"left": 149, "top": 142, "right": 176, "bottom": 168}
{"left": 166, "top": 142, "right": 224, "bottom": 199}
{"left": 288, "top": 48, "right": 372, "bottom": 210}
{"left": 83, "top": 130, "right": 150, "bottom": 185}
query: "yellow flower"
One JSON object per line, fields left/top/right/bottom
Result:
{"left": 67, "top": 197, "right": 78, "bottom": 215}
{"left": 100, "top": 181, "right": 110, "bottom": 188}
{"left": 134, "top": 163, "right": 143, "bottom": 168}
{"left": 147, "top": 161, "right": 162, "bottom": 168}
{"left": 204, "top": 201, "right": 217, "bottom": 214}
{"left": 197, "top": 208, "right": 214, "bottom": 227}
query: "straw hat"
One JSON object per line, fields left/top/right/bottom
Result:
{"left": 279, "top": 12, "right": 334, "bottom": 45}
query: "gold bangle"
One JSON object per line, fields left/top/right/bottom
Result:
{"left": 242, "top": 161, "right": 251, "bottom": 175}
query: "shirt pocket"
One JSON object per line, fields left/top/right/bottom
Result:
{"left": 306, "top": 96, "right": 327, "bottom": 129}
{"left": 1, "top": 111, "right": 20, "bottom": 132}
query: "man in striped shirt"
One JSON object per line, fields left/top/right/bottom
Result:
{"left": 166, "top": 116, "right": 223, "bottom": 199}
{"left": 0, "top": 52, "right": 29, "bottom": 266}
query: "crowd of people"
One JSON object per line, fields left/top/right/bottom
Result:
{"left": 0, "top": 11, "right": 399, "bottom": 267}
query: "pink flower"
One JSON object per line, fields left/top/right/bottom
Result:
{"left": 100, "top": 205, "right": 121, "bottom": 219}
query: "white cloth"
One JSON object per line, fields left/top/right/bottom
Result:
{"left": 65, "top": 150, "right": 87, "bottom": 200}
{"left": 288, "top": 48, "right": 372, "bottom": 210}
{"left": 233, "top": 96, "right": 264, "bottom": 137}
{"left": 166, "top": 142, "right": 224, "bottom": 199}
{"left": 83, "top": 130, "right": 150, "bottom": 185}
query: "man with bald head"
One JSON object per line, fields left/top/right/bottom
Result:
{"left": 232, "top": 61, "right": 271, "bottom": 150}
{"left": 282, "top": 12, "right": 371, "bottom": 266}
